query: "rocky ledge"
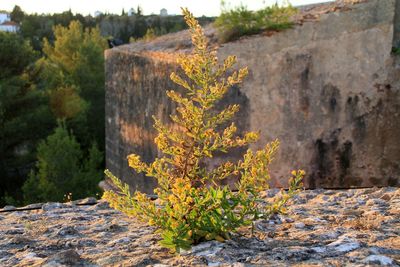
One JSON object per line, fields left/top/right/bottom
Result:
{"left": 0, "top": 187, "right": 399, "bottom": 266}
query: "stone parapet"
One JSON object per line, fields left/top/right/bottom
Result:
{"left": 105, "top": 0, "right": 400, "bottom": 192}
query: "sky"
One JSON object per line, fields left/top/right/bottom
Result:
{"left": 0, "top": 0, "right": 332, "bottom": 17}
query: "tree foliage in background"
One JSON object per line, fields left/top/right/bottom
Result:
{"left": 0, "top": 32, "right": 36, "bottom": 79}
{"left": 17, "top": 5, "right": 213, "bottom": 50}
{"left": 393, "top": 47, "right": 400, "bottom": 56}
{"left": 23, "top": 121, "right": 103, "bottom": 203}
{"left": 0, "top": 5, "right": 214, "bottom": 206}
{"left": 103, "top": 8, "right": 304, "bottom": 253}
{"left": 0, "top": 19, "right": 108, "bottom": 206}
{"left": 37, "top": 20, "right": 107, "bottom": 150}
{"left": 10, "top": 5, "right": 25, "bottom": 23}
{"left": 20, "top": 10, "right": 89, "bottom": 51}
{"left": 215, "top": 1, "right": 297, "bottom": 42}
{"left": 19, "top": 21, "right": 107, "bottom": 205}
{"left": 0, "top": 32, "right": 54, "bottom": 206}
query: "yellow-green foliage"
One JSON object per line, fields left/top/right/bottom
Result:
{"left": 130, "top": 28, "right": 157, "bottom": 43}
{"left": 103, "top": 8, "right": 304, "bottom": 253}
{"left": 215, "top": 2, "right": 297, "bottom": 43}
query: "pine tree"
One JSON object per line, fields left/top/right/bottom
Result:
{"left": 10, "top": 5, "right": 25, "bottom": 23}
{"left": 0, "top": 32, "right": 54, "bottom": 206}
{"left": 103, "top": 8, "right": 304, "bottom": 253}
{"left": 23, "top": 121, "right": 102, "bottom": 203}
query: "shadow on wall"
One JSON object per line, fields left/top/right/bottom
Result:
{"left": 309, "top": 83, "right": 400, "bottom": 188}
{"left": 105, "top": 0, "right": 400, "bottom": 191}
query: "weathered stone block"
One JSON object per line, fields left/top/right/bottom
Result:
{"left": 105, "top": 0, "right": 400, "bottom": 193}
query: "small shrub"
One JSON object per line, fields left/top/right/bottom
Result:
{"left": 215, "top": 2, "right": 297, "bottom": 43}
{"left": 103, "top": 8, "right": 304, "bottom": 253}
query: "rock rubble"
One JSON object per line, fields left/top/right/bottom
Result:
{"left": 0, "top": 187, "right": 399, "bottom": 266}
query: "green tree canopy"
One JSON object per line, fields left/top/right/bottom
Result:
{"left": 10, "top": 5, "right": 24, "bottom": 23}
{"left": 0, "top": 32, "right": 54, "bottom": 206}
{"left": 37, "top": 20, "right": 107, "bottom": 150}
{"left": 23, "top": 121, "right": 103, "bottom": 203}
{"left": 0, "top": 32, "right": 36, "bottom": 79}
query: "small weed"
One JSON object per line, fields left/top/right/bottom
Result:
{"left": 103, "top": 7, "right": 303, "bottom": 253}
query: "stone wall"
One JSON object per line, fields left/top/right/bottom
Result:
{"left": 105, "top": 0, "right": 400, "bottom": 193}
{"left": 394, "top": 0, "right": 400, "bottom": 47}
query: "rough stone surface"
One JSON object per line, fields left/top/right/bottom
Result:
{"left": 105, "top": 0, "right": 400, "bottom": 193}
{"left": 394, "top": 0, "right": 400, "bottom": 47}
{"left": 0, "top": 187, "right": 399, "bottom": 266}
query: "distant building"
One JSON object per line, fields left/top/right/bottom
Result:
{"left": 94, "top": 11, "right": 103, "bottom": 17}
{"left": 0, "top": 12, "right": 19, "bottom": 33}
{"left": 0, "top": 12, "right": 10, "bottom": 24}
{"left": 128, "top": 8, "right": 135, "bottom": 16}
{"left": 0, "top": 21, "right": 19, "bottom": 32}
{"left": 160, "top": 8, "right": 168, "bottom": 17}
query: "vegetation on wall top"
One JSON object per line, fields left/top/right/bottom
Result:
{"left": 215, "top": 2, "right": 297, "bottom": 43}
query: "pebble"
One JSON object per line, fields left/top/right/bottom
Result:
{"left": 9, "top": 236, "right": 32, "bottom": 245}
{"left": 366, "top": 198, "right": 389, "bottom": 206}
{"left": 21, "top": 203, "right": 43, "bottom": 209}
{"left": 324, "top": 190, "right": 337, "bottom": 195}
{"left": 363, "top": 255, "right": 394, "bottom": 265}
{"left": 108, "top": 236, "right": 131, "bottom": 246}
{"left": 2, "top": 205, "right": 16, "bottom": 211}
{"left": 380, "top": 194, "right": 392, "bottom": 201}
{"left": 5, "top": 228, "right": 24, "bottom": 235}
{"left": 322, "top": 196, "right": 330, "bottom": 201}
{"left": 281, "top": 217, "right": 294, "bottom": 223}
{"left": 263, "top": 188, "right": 281, "bottom": 198}
{"left": 328, "top": 237, "right": 361, "bottom": 252}
{"left": 294, "top": 222, "right": 306, "bottom": 229}
{"left": 77, "top": 197, "right": 98, "bottom": 205}
{"left": 93, "top": 201, "right": 110, "bottom": 210}
{"left": 322, "top": 231, "right": 340, "bottom": 239}
{"left": 182, "top": 240, "right": 224, "bottom": 256}
{"left": 42, "top": 202, "right": 71, "bottom": 211}
{"left": 335, "top": 242, "right": 361, "bottom": 253}
{"left": 96, "top": 254, "right": 127, "bottom": 265}
{"left": 42, "top": 249, "right": 85, "bottom": 266}
{"left": 56, "top": 226, "right": 80, "bottom": 237}
{"left": 22, "top": 252, "right": 43, "bottom": 261}
{"left": 343, "top": 209, "right": 364, "bottom": 216}
{"left": 311, "top": 246, "right": 326, "bottom": 253}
